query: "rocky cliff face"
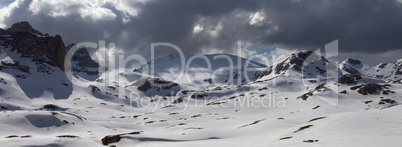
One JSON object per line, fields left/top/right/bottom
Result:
{"left": 0, "top": 21, "right": 66, "bottom": 71}
{"left": 0, "top": 21, "right": 75, "bottom": 99}
{"left": 48, "top": 35, "right": 67, "bottom": 71}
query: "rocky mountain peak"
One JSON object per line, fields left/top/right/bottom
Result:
{"left": 1, "top": 21, "right": 66, "bottom": 71}
{"left": 255, "top": 50, "right": 332, "bottom": 80}
{"left": 340, "top": 58, "right": 366, "bottom": 75}
{"left": 67, "top": 44, "right": 100, "bottom": 76}
{"left": 274, "top": 50, "right": 328, "bottom": 74}
{"left": 5, "top": 21, "right": 43, "bottom": 35}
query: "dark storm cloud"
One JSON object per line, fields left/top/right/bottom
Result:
{"left": 1, "top": 0, "right": 402, "bottom": 59}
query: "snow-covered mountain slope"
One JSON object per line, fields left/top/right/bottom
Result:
{"left": 134, "top": 53, "right": 267, "bottom": 86}
{"left": 254, "top": 50, "right": 339, "bottom": 81}
{"left": 0, "top": 22, "right": 402, "bottom": 147}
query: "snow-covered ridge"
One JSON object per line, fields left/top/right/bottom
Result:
{"left": 135, "top": 53, "right": 267, "bottom": 86}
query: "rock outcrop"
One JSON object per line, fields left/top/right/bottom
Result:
{"left": 337, "top": 74, "right": 362, "bottom": 84}
{"left": 131, "top": 78, "right": 179, "bottom": 92}
{"left": 351, "top": 83, "right": 391, "bottom": 95}
{"left": 67, "top": 44, "right": 99, "bottom": 75}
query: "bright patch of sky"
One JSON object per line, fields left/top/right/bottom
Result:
{"left": 246, "top": 45, "right": 292, "bottom": 65}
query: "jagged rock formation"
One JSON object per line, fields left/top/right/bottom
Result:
{"left": 0, "top": 21, "right": 66, "bottom": 71}
{"left": 131, "top": 78, "right": 179, "bottom": 92}
{"left": 67, "top": 44, "right": 99, "bottom": 75}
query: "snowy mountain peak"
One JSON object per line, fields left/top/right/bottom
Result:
{"left": 342, "top": 58, "right": 363, "bottom": 66}
{"left": 340, "top": 58, "right": 368, "bottom": 75}
{"left": 256, "top": 50, "right": 333, "bottom": 80}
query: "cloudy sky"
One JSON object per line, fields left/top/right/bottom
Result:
{"left": 1, "top": 0, "right": 402, "bottom": 65}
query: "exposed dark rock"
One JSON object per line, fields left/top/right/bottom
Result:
{"left": 358, "top": 84, "right": 382, "bottom": 95}
{"left": 0, "top": 78, "right": 6, "bottom": 84}
{"left": 107, "top": 86, "right": 116, "bottom": 90}
{"left": 133, "top": 79, "right": 152, "bottom": 91}
{"left": 67, "top": 45, "right": 100, "bottom": 75}
{"left": 131, "top": 78, "right": 179, "bottom": 92}
{"left": 294, "top": 125, "right": 313, "bottom": 133}
{"left": 47, "top": 35, "right": 67, "bottom": 71}
{"left": 0, "top": 61, "right": 30, "bottom": 74}
{"left": 89, "top": 85, "right": 101, "bottom": 93}
{"left": 275, "top": 59, "right": 291, "bottom": 74}
{"left": 203, "top": 78, "right": 213, "bottom": 83}
{"left": 7, "top": 21, "right": 42, "bottom": 35}
{"left": 190, "top": 92, "right": 208, "bottom": 99}
{"left": 341, "top": 58, "right": 364, "bottom": 75}
{"left": 191, "top": 114, "right": 202, "bottom": 118}
{"left": 172, "top": 97, "right": 184, "bottom": 104}
{"left": 396, "top": 66, "right": 402, "bottom": 75}
{"left": 183, "top": 127, "right": 203, "bottom": 130}
{"left": 303, "top": 140, "right": 319, "bottom": 143}
{"left": 379, "top": 99, "right": 396, "bottom": 105}
{"left": 364, "top": 100, "right": 373, "bottom": 104}
{"left": 0, "top": 106, "right": 8, "bottom": 110}
{"left": 254, "top": 66, "right": 273, "bottom": 79}
{"left": 350, "top": 85, "right": 364, "bottom": 90}
{"left": 5, "top": 135, "right": 19, "bottom": 138}
{"left": 382, "top": 90, "right": 395, "bottom": 95}
{"left": 57, "top": 135, "right": 78, "bottom": 138}
{"left": 352, "top": 83, "right": 390, "bottom": 95}
{"left": 0, "top": 22, "right": 67, "bottom": 71}
{"left": 181, "top": 90, "right": 195, "bottom": 95}
{"left": 145, "top": 121, "right": 156, "bottom": 124}
{"left": 344, "top": 58, "right": 362, "bottom": 65}
{"left": 298, "top": 83, "right": 328, "bottom": 100}
{"left": 315, "top": 67, "right": 326, "bottom": 74}
{"left": 256, "top": 51, "right": 330, "bottom": 78}
{"left": 388, "top": 80, "right": 402, "bottom": 84}
{"left": 342, "top": 67, "right": 361, "bottom": 75}
{"left": 101, "top": 135, "right": 121, "bottom": 146}
{"left": 206, "top": 101, "right": 226, "bottom": 106}
{"left": 211, "top": 86, "right": 223, "bottom": 91}
{"left": 279, "top": 136, "right": 292, "bottom": 140}
{"left": 42, "top": 104, "right": 58, "bottom": 110}
{"left": 308, "top": 117, "right": 326, "bottom": 122}
{"left": 238, "top": 118, "right": 266, "bottom": 129}
{"left": 20, "top": 135, "right": 32, "bottom": 138}
{"left": 337, "top": 74, "right": 362, "bottom": 84}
